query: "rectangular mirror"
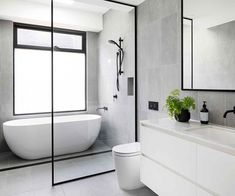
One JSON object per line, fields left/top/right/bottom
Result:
{"left": 182, "top": 0, "right": 235, "bottom": 91}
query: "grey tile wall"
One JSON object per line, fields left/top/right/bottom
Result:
{"left": 137, "top": 0, "right": 181, "bottom": 125}
{"left": 0, "top": 20, "right": 14, "bottom": 152}
{"left": 97, "top": 9, "right": 135, "bottom": 147}
{"left": 137, "top": 0, "right": 235, "bottom": 132}
{"left": 87, "top": 32, "right": 99, "bottom": 114}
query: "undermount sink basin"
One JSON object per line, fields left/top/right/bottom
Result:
{"left": 189, "top": 126, "right": 235, "bottom": 147}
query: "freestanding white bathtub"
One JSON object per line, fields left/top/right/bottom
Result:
{"left": 3, "top": 114, "right": 101, "bottom": 160}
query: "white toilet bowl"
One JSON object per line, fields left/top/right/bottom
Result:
{"left": 112, "top": 142, "right": 144, "bottom": 190}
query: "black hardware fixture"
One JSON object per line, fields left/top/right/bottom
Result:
{"left": 223, "top": 106, "right": 235, "bottom": 118}
{"left": 52, "top": 0, "right": 138, "bottom": 186}
{"left": 181, "top": 0, "right": 235, "bottom": 92}
{"left": 96, "top": 107, "right": 108, "bottom": 111}
{"left": 148, "top": 101, "right": 159, "bottom": 111}
{"left": 108, "top": 37, "right": 124, "bottom": 91}
{"left": 113, "top": 94, "right": 118, "bottom": 99}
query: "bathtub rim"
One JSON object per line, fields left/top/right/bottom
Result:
{"left": 3, "top": 114, "right": 102, "bottom": 127}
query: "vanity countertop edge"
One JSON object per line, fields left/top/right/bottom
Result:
{"left": 140, "top": 118, "right": 235, "bottom": 156}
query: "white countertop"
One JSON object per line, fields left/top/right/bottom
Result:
{"left": 140, "top": 118, "right": 235, "bottom": 156}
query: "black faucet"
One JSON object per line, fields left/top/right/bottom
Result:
{"left": 96, "top": 107, "right": 108, "bottom": 111}
{"left": 223, "top": 106, "right": 235, "bottom": 118}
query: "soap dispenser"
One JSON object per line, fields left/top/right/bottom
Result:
{"left": 200, "top": 101, "right": 209, "bottom": 124}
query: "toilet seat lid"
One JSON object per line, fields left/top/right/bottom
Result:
{"left": 112, "top": 142, "right": 140, "bottom": 155}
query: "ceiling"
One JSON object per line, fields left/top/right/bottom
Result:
{"left": 25, "top": 0, "right": 145, "bottom": 13}
{"left": 184, "top": 0, "right": 235, "bottom": 28}
{"left": 27, "top": 0, "right": 145, "bottom": 6}
{"left": 25, "top": 0, "right": 109, "bottom": 13}
{"left": 109, "top": 0, "right": 145, "bottom": 5}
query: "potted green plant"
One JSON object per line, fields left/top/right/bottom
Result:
{"left": 165, "top": 89, "right": 196, "bottom": 122}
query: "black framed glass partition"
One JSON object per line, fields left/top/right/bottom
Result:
{"left": 0, "top": 0, "right": 137, "bottom": 188}
{"left": 52, "top": 0, "right": 137, "bottom": 185}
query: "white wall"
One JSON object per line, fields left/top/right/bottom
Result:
{"left": 184, "top": 0, "right": 235, "bottom": 28}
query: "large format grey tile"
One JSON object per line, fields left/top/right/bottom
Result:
{"left": 161, "top": 13, "right": 178, "bottom": 66}
{"left": 62, "top": 172, "right": 156, "bottom": 196}
{"left": 1, "top": 167, "right": 33, "bottom": 196}
{"left": 197, "top": 92, "right": 226, "bottom": 125}
{"left": 54, "top": 152, "right": 114, "bottom": 183}
{"left": 0, "top": 150, "right": 115, "bottom": 195}
{"left": 0, "top": 161, "right": 156, "bottom": 196}
{"left": 10, "top": 187, "right": 65, "bottom": 196}
{"left": 34, "top": 187, "right": 65, "bottom": 196}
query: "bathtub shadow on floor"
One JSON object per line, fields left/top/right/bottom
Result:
{"left": 0, "top": 140, "right": 111, "bottom": 171}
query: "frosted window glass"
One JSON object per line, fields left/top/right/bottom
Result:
{"left": 14, "top": 49, "right": 51, "bottom": 114}
{"left": 54, "top": 33, "right": 82, "bottom": 50}
{"left": 14, "top": 49, "right": 86, "bottom": 114}
{"left": 17, "top": 29, "right": 83, "bottom": 50}
{"left": 54, "top": 52, "right": 86, "bottom": 111}
{"left": 17, "top": 29, "right": 51, "bottom": 47}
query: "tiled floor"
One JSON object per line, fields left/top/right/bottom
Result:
{"left": 0, "top": 141, "right": 111, "bottom": 171}
{"left": 0, "top": 163, "right": 157, "bottom": 196}
{"left": 54, "top": 152, "right": 114, "bottom": 182}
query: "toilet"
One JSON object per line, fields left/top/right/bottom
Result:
{"left": 112, "top": 142, "right": 144, "bottom": 190}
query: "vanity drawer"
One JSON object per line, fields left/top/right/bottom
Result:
{"left": 197, "top": 146, "right": 235, "bottom": 196}
{"left": 140, "top": 125, "right": 197, "bottom": 181}
{"left": 140, "top": 156, "right": 197, "bottom": 196}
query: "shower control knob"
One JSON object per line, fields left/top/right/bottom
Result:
{"left": 113, "top": 94, "right": 118, "bottom": 99}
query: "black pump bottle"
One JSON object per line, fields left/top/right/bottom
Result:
{"left": 200, "top": 101, "right": 209, "bottom": 124}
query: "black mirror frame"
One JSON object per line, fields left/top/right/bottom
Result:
{"left": 181, "top": 0, "right": 235, "bottom": 92}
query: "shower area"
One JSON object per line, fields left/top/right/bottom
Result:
{"left": 0, "top": 0, "right": 136, "bottom": 185}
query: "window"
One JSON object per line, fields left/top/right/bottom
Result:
{"left": 14, "top": 23, "right": 86, "bottom": 115}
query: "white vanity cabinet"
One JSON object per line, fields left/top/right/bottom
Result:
{"left": 141, "top": 156, "right": 197, "bottom": 196}
{"left": 140, "top": 118, "right": 235, "bottom": 196}
{"left": 140, "top": 126, "right": 197, "bottom": 181}
{"left": 197, "top": 146, "right": 235, "bottom": 196}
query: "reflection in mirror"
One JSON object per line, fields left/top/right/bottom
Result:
{"left": 183, "top": 0, "right": 235, "bottom": 90}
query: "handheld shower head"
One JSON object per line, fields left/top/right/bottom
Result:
{"left": 108, "top": 40, "right": 117, "bottom": 44}
{"left": 108, "top": 40, "right": 122, "bottom": 50}
{"left": 108, "top": 37, "right": 125, "bottom": 91}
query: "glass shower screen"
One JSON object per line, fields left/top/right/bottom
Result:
{"left": 52, "top": 0, "right": 136, "bottom": 185}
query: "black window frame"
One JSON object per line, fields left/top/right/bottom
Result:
{"left": 13, "top": 23, "right": 87, "bottom": 116}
